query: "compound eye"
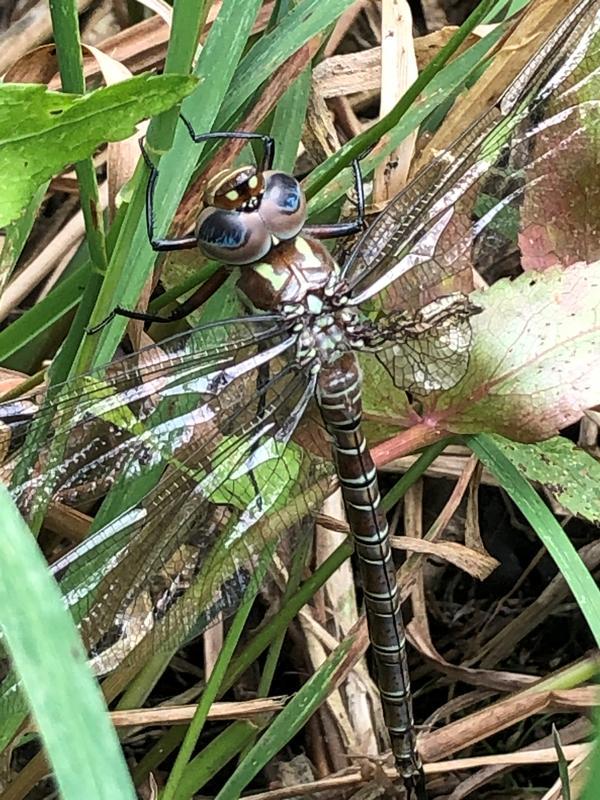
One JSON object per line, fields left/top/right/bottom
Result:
{"left": 260, "top": 171, "right": 306, "bottom": 239}
{"left": 195, "top": 207, "right": 271, "bottom": 265}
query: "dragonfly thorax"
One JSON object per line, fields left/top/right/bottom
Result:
{"left": 195, "top": 167, "right": 307, "bottom": 265}
{"left": 235, "top": 234, "right": 362, "bottom": 367}
{"left": 236, "top": 234, "right": 345, "bottom": 312}
{"left": 295, "top": 304, "right": 361, "bottom": 368}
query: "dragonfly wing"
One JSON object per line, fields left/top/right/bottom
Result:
{"left": 67, "top": 366, "right": 322, "bottom": 676}
{"left": 343, "top": 1, "right": 600, "bottom": 310}
{"left": 5, "top": 317, "right": 308, "bottom": 513}
{"left": 1, "top": 318, "right": 332, "bottom": 685}
{"left": 367, "top": 294, "right": 476, "bottom": 394}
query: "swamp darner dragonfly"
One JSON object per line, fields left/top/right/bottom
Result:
{"left": 1, "top": 1, "right": 599, "bottom": 797}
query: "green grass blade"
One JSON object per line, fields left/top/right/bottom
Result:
{"left": 581, "top": 713, "right": 600, "bottom": 800}
{"left": 271, "top": 67, "right": 311, "bottom": 172}
{"left": 222, "top": 538, "right": 353, "bottom": 692}
{"left": 47, "top": 0, "right": 112, "bottom": 392}
{"left": 150, "top": 0, "right": 212, "bottom": 147}
{"left": 160, "top": 546, "right": 274, "bottom": 800}
{"left": 171, "top": 721, "right": 260, "bottom": 799}
{"left": 0, "top": 486, "right": 136, "bottom": 800}
{"left": 216, "top": 0, "right": 357, "bottom": 126}
{"left": 466, "top": 433, "right": 600, "bottom": 646}
{"left": 0, "top": 264, "right": 87, "bottom": 363}
{"left": 49, "top": 0, "right": 108, "bottom": 275}
{"left": 304, "top": 0, "right": 505, "bottom": 206}
{"left": 214, "top": 635, "right": 354, "bottom": 800}
{"left": 552, "top": 726, "right": 572, "bottom": 800}
{"left": 382, "top": 438, "right": 459, "bottom": 512}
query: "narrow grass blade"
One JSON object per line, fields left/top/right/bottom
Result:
{"left": 466, "top": 433, "right": 600, "bottom": 646}
{"left": 0, "top": 486, "right": 136, "bottom": 800}
{"left": 214, "top": 636, "right": 353, "bottom": 800}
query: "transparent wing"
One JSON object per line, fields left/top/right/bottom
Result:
{"left": 364, "top": 293, "right": 477, "bottom": 394}
{"left": 2, "top": 315, "right": 288, "bottom": 481}
{"left": 344, "top": 1, "right": 600, "bottom": 310}
{"left": 0, "top": 317, "right": 334, "bottom": 707}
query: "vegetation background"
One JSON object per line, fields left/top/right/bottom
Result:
{"left": 0, "top": 1, "right": 598, "bottom": 799}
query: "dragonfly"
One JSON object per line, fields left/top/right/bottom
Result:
{"left": 1, "top": 1, "right": 599, "bottom": 797}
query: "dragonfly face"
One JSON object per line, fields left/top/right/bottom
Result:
{"left": 195, "top": 166, "right": 307, "bottom": 265}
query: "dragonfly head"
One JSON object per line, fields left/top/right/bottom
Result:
{"left": 195, "top": 167, "right": 307, "bottom": 266}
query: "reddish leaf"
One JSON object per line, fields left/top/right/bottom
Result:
{"left": 519, "top": 35, "right": 600, "bottom": 271}
{"left": 422, "top": 260, "right": 600, "bottom": 441}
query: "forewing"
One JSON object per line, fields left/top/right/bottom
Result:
{"left": 344, "top": 1, "right": 600, "bottom": 311}
{"left": 3, "top": 317, "right": 290, "bottom": 512}
{"left": 0, "top": 318, "right": 333, "bottom": 704}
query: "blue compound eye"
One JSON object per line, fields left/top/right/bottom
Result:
{"left": 195, "top": 207, "right": 271, "bottom": 265}
{"left": 259, "top": 171, "right": 307, "bottom": 240}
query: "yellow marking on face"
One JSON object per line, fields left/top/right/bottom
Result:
{"left": 271, "top": 235, "right": 280, "bottom": 246}
{"left": 226, "top": 190, "right": 239, "bottom": 202}
{"left": 248, "top": 175, "right": 259, "bottom": 189}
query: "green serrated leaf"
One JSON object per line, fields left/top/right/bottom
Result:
{"left": 0, "top": 75, "right": 197, "bottom": 227}
{"left": 0, "top": 182, "right": 48, "bottom": 295}
{"left": 489, "top": 433, "right": 600, "bottom": 524}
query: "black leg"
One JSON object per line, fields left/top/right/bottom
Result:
{"left": 179, "top": 115, "right": 275, "bottom": 171}
{"left": 141, "top": 139, "right": 198, "bottom": 252}
{"left": 86, "top": 270, "right": 229, "bottom": 334}
{"left": 303, "top": 158, "right": 367, "bottom": 240}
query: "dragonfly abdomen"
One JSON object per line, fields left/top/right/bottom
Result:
{"left": 316, "top": 351, "right": 423, "bottom": 784}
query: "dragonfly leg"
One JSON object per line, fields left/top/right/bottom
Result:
{"left": 405, "top": 770, "right": 428, "bottom": 800}
{"left": 303, "top": 157, "right": 367, "bottom": 240}
{"left": 86, "top": 270, "right": 229, "bottom": 333}
{"left": 178, "top": 115, "right": 276, "bottom": 172}
{"left": 141, "top": 138, "right": 199, "bottom": 253}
